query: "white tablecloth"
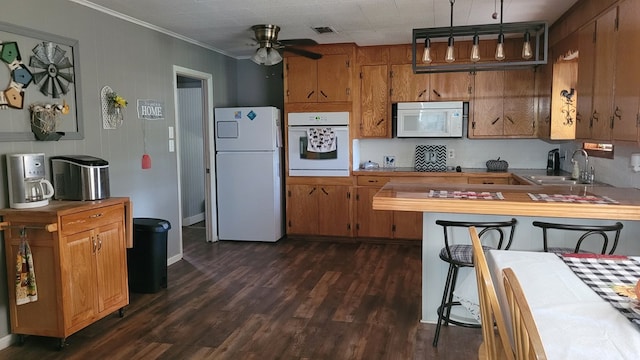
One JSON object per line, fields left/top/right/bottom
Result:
{"left": 486, "top": 250, "right": 640, "bottom": 360}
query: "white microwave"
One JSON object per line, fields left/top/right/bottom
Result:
{"left": 395, "top": 101, "right": 466, "bottom": 138}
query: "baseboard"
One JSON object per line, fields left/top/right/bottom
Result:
{"left": 182, "top": 213, "right": 205, "bottom": 226}
{"left": 0, "top": 333, "right": 16, "bottom": 350}
{"left": 168, "top": 253, "right": 182, "bottom": 266}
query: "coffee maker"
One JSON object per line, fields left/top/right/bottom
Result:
{"left": 546, "top": 148, "right": 561, "bottom": 175}
{"left": 6, "top": 153, "right": 55, "bottom": 209}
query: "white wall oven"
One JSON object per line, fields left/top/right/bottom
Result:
{"left": 287, "top": 112, "right": 350, "bottom": 177}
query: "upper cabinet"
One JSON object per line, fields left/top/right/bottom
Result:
{"left": 469, "top": 69, "right": 536, "bottom": 138}
{"left": 284, "top": 53, "right": 352, "bottom": 103}
{"left": 611, "top": 0, "right": 640, "bottom": 142}
{"left": 573, "top": 0, "right": 640, "bottom": 142}
{"left": 390, "top": 64, "right": 472, "bottom": 102}
{"left": 358, "top": 46, "right": 391, "bottom": 138}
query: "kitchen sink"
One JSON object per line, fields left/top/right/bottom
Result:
{"left": 524, "top": 175, "right": 579, "bottom": 185}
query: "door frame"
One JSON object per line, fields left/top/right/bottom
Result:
{"left": 173, "top": 65, "right": 217, "bottom": 250}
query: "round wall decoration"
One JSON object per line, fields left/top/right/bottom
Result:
{"left": 0, "top": 41, "right": 33, "bottom": 109}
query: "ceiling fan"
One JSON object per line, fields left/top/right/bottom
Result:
{"left": 250, "top": 24, "right": 322, "bottom": 66}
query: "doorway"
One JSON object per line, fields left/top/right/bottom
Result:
{"left": 173, "top": 66, "right": 217, "bottom": 256}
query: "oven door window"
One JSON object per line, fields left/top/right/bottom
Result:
{"left": 299, "top": 136, "right": 338, "bottom": 159}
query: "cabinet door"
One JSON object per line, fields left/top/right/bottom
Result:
{"left": 360, "top": 64, "right": 390, "bottom": 137}
{"left": 392, "top": 211, "right": 422, "bottom": 240}
{"left": 470, "top": 71, "right": 504, "bottom": 137}
{"left": 285, "top": 57, "right": 318, "bottom": 103}
{"left": 576, "top": 22, "right": 596, "bottom": 139}
{"left": 356, "top": 187, "right": 393, "bottom": 238}
{"left": 612, "top": 0, "right": 640, "bottom": 141}
{"left": 536, "top": 61, "right": 552, "bottom": 139}
{"left": 317, "top": 54, "right": 351, "bottom": 102}
{"left": 591, "top": 8, "right": 617, "bottom": 140}
{"left": 430, "top": 72, "right": 472, "bottom": 101}
{"left": 317, "top": 185, "right": 352, "bottom": 237}
{"left": 95, "top": 221, "right": 127, "bottom": 313}
{"left": 390, "top": 64, "right": 429, "bottom": 102}
{"left": 286, "top": 184, "right": 318, "bottom": 235}
{"left": 63, "top": 230, "right": 98, "bottom": 329}
{"left": 504, "top": 69, "right": 536, "bottom": 136}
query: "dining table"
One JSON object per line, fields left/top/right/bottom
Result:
{"left": 486, "top": 250, "right": 640, "bottom": 359}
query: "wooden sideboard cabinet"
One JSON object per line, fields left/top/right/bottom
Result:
{"left": 0, "top": 198, "right": 132, "bottom": 348}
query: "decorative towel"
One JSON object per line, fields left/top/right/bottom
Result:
{"left": 15, "top": 236, "right": 37, "bottom": 305}
{"left": 306, "top": 128, "right": 336, "bottom": 153}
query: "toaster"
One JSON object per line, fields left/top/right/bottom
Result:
{"left": 51, "top": 155, "right": 110, "bottom": 200}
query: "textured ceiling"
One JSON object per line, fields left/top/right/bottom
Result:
{"left": 71, "top": 0, "right": 579, "bottom": 59}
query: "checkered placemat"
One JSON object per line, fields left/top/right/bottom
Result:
{"left": 528, "top": 193, "right": 619, "bottom": 204}
{"left": 428, "top": 190, "right": 504, "bottom": 200}
{"left": 560, "top": 254, "right": 640, "bottom": 328}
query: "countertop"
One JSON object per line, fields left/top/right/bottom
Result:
{"left": 372, "top": 182, "right": 640, "bottom": 221}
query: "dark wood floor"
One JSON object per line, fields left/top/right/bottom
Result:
{"left": 0, "top": 226, "right": 481, "bottom": 359}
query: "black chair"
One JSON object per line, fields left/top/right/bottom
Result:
{"left": 432, "top": 218, "right": 517, "bottom": 347}
{"left": 532, "top": 221, "right": 624, "bottom": 255}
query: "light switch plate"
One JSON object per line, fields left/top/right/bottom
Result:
{"left": 169, "top": 139, "right": 175, "bottom": 152}
{"left": 168, "top": 126, "right": 174, "bottom": 139}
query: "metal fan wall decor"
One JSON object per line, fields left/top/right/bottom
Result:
{"left": 29, "top": 41, "right": 74, "bottom": 98}
{"left": 250, "top": 24, "right": 322, "bottom": 66}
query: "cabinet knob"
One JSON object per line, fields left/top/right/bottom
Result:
{"left": 491, "top": 117, "right": 500, "bottom": 125}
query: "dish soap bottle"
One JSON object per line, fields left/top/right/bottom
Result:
{"left": 571, "top": 159, "right": 580, "bottom": 180}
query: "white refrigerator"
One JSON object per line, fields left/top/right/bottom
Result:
{"left": 214, "top": 106, "right": 284, "bottom": 242}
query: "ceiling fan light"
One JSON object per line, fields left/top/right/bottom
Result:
{"left": 251, "top": 47, "right": 269, "bottom": 65}
{"left": 265, "top": 48, "right": 283, "bottom": 66}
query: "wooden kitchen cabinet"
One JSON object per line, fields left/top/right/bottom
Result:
{"left": 390, "top": 64, "right": 472, "bottom": 102}
{"left": 390, "top": 64, "right": 430, "bottom": 102}
{"left": 575, "top": 22, "right": 596, "bottom": 139}
{"left": 0, "top": 198, "right": 130, "bottom": 348}
{"left": 285, "top": 54, "right": 352, "bottom": 103}
{"left": 611, "top": 0, "right": 640, "bottom": 142}
{"left": 470, "top": 69, "right": 536, "bottom": 138}
{"left": 286, "top": 184, "right": 352, "bottom": 237}
{"left": 590, "top": 7, "right": 617, "bottom": 141}
{"left": 360, "top": 64, "right": 390, "bottom": 137}
{"left": 355, "top": 176, "right": 429, "bottom": 240}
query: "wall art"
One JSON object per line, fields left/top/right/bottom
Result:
{"left": 0, "top": 21, "right": 83, "bottom": 141}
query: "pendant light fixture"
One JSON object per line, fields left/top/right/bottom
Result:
{"left": 422, "top": 37, "right": 432, "bottom": 63}
{"left": 470, "top": 34, "right": 481, "bottom": 62}
{"left": 522, "top": 30, "right": 533, "bottom": 59}
{"left": 445, "top": 0, "right": 455, "bottom": 63}
{"left": 495, "top": 0, "right": 505, "bottom": 61}
{"left": 410, "top": 0, "right": 547, "bottom": 73}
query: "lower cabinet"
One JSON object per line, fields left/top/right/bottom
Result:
{"left": 355, "top": 186, "right": 422, "bottom": 240}
{"left": 0, "top": 198, "right": 130, "bottom": 347}
{"left": 286, "top": 184, "right": 352, "bottom": 237}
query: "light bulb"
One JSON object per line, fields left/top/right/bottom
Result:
{"left": 445, "top": 36, "right": 455, "bottom": 63}
{"left": 495, "top": 33, "right": 505, "bottom": 61}
{"left": 470, "top": 34, "right": 480, "bottom": 62}
{"left": 265, "top": 48, "right": 282, "bottom": 65}
{"left": 422, "top": 38, "right": 432, "bottom": 63}
{"left": 522, "top": 31, "right": 533, "bottom": 60}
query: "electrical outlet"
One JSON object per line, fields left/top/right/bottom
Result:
{"left": 448, "top": 149, "right": 455, "bottom": 159}
{"left": 383, "top": 155, "right": 396, "bottom": 168}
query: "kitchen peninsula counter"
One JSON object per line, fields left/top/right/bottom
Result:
{"left": 371, "top": 182, "right": 640, "bottom": 323}
{"left": 372, "top": 182, "right": 640, "bottom": 221}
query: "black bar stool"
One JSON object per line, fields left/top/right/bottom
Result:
{"left": 532, "top": 221, "right": 623, "bottom": 254}
{"left": 432, "top": 218, "right": 517, "bottom": 347}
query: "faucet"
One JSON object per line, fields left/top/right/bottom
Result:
{"left": 571, "top": 149, "right": 593, "bottom": 184}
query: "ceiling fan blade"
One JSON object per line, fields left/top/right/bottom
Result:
{"left": 283, "top": 47, "right": 322, "bottom": 60}
{"left": 278, "top": 38, "right": 318, "bottom": 47}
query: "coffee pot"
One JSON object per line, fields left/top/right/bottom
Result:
{"left": 6, "top": 153, "right": 55, "bottom": 209}
{"left": 546, "top": 148, "right": 561, "bottom": 175}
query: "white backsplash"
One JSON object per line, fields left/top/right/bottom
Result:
{"left": 354, "top": 138, "right": 640, "bottom": 188}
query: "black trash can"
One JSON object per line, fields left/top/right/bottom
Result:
{"left": 127, "top": 218, "right": 171, "bottom": 293}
